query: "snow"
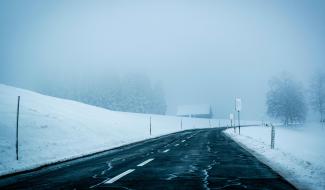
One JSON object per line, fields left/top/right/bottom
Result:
{"left": 223, "top": 124, "right": 325, "bottom": 190}
{"left": 0, "top": 84, "right": 258, "bottom": 176}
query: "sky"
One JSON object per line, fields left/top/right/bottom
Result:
{"left": 1, "top": 0, "right": 325, "bottom": 119}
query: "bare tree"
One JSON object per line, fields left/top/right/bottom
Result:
{"left": 266, "top": 75, "right": 307, "bottom": 126}
{"left": 310, "top": 72, "right": 325, "bottom": 123}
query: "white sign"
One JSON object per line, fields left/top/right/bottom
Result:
{"left": 235, "top": 98, "right": 242, "bottom": 111}
{"left": 229, "top": 113, "right": 234, "bottom": 120}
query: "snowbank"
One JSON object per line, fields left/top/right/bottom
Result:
{"left": 0, "top": 84, "right": 258, "bottom": 176}
{"left": 224, "top": 125, "right": 325, "bottom": 190}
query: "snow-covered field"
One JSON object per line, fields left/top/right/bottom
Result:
{"left": 0, "top": 84, "right": 257, "bottom": 176}
{"left": 224, "top": 124, "right": 325, "bottom": 190}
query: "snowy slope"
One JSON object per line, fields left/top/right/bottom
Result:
{"left": 0, "top": 84, "right": 243, "bottom": 176}
{"left": 224, "top": 125, "right": 325, "bottom": 190}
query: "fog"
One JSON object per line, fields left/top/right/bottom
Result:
{"left": 1, "top": 0, "right": 324, "bottom": 119}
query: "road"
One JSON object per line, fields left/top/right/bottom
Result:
{"left": 0, "top": 128, "right": 296, "bottom": 190}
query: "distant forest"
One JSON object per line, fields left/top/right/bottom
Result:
{"left": 26, "top": 73, "right": 167, "bottom": 115}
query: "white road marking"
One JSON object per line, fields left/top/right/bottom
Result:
{"left": 104, "top": 169, "right": 135, "bottom": 184}
{"left": 163, "top": 149, "right": 170, "bottom": 153}
{"left": 181, "top": 140, "right": 186, "bottom": 143}
{"left": 137, "top": 158, "right": 154, "bottom": 167}
{"left": 175, "top": 144, "right": 179, "bottom": 147}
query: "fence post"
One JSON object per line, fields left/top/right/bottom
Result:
{"left": 209, "top": 119, "right": 211, "bottom": 128}
{"left": 271, "top": 124, "right": 275, "bottom": 149}
{"left": 16, "top": 96, "right": 20, "bottom": 160}
{"left": 180, "top": 118, "right": 183, "bottom": 130}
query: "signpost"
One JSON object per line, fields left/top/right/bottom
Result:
{"left": 235, "top": 98, "right": 242, "bottom": 135}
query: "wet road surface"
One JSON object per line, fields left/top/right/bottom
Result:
{"left": 0, "top": 128, "right": 296, "bottom": 190}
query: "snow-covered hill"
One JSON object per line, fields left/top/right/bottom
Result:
{"left": 0, "top": 84, "right": 235, "bottom": 176}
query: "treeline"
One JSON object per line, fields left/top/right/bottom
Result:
{"left": 38, "top": 73, "right": 167, "bottom": 115}
{"left": 266, "top": 72, "right": 325, "bottom": 125}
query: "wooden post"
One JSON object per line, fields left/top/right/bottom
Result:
{"left": 16, "top": 96, "right": 20, "bottom": 160}
{"left": 180, "top": 118, "right": 183, "bottom": 130}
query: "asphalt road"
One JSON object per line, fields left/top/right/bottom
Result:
{"left": 0, "top": 128, "right": 296, "bottom": 190}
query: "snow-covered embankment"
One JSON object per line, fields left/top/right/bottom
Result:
{"left": 223, "top": 125, "right": 325, "bottom": 190}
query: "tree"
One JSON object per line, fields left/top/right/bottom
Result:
{"left": 36, "top": 71, "right": 167, "bottom": 115}
{"left": 310, "top": 72, "right": 325, "bottom": 123}
{"left": 266, "top": 75, "right": 307, "bottom": 125}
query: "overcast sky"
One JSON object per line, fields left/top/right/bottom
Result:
{"left": 1, "top": 0, "right": 324, "bottom": 119}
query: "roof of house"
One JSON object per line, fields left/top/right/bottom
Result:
{"left": 176, "top": 104, "right": 211, "bottom": 116}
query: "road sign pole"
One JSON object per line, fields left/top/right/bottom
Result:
{"left": 16, "top": 96, "right": 20, "bottom": 160}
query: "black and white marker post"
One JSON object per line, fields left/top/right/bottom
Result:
{"left": 235, "top": 98, "right": 242, "bottom": 135}
{"left": 16, "top": 96, "right": 20, "bottom": 160}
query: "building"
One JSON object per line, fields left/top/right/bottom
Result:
{"left": 176, "top": 104, "right": 213, "bottom": 119}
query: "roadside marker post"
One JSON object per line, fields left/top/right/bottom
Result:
{"left": 235, "top": 98, "right": 242, "bottom": 135}
{"left": 181, "top": 118, "right": 183, "bottom": 130}
{"left": 16, "top": 96, "right": 20, "bottom": 161}
{"left": 271, "top": 123, "right": 275, "bottom": 149}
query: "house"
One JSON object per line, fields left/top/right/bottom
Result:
{"left": 176, "top": 104, "right": 213, "bottom": 119}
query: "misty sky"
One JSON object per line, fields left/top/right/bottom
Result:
{"left": 1, "top": 0, "right": 325, "bottom": 119}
